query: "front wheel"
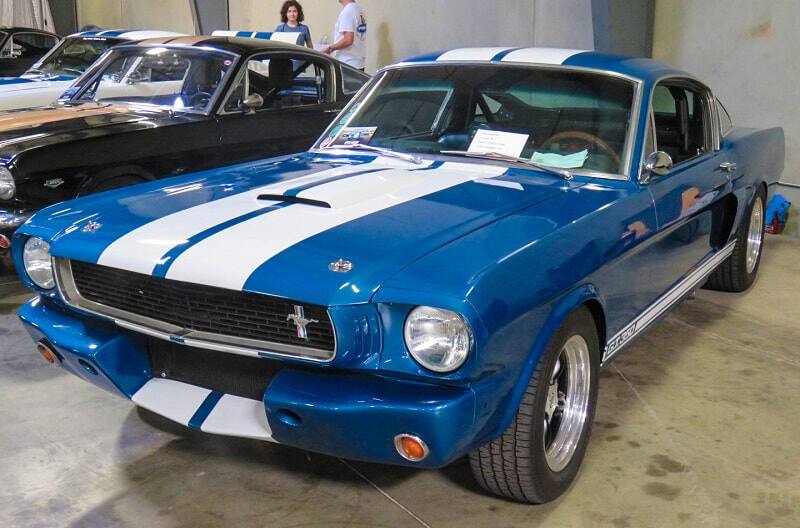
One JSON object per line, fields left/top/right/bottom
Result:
{"left": 469, "top": 307, "right": 600, "bottom": 503}
{"left": 705, "top": 188, "right": 766, "bottom": 292}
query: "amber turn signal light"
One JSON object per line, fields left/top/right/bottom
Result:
{"left": 0, "top": 234, "right": 10, "bottom": 249}
{"left": 36, "top": 341, "right": 60, "bottom": 364}
{"left": 394, "top": 434, "right": 429, "bottom": 462}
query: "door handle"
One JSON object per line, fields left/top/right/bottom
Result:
{"left": 323, "top": 108, "right": 341, "bottom": 114}
{"left": 718, "top": 162, "right": 737, "bottom": 173}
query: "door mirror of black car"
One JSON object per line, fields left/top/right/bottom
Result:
{"left": 126, "top": 71, "right": 145, "bottom": 85}
{"left": 242, "top": 93, "right": 264, "bottom": 113}
{"left": 642, "top": 151, "right": 674, "bottom": 183}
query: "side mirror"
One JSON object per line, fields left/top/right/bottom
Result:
{"left": 126, "top": 71, "right": 145, "bottom": 85}
{"left": 242, "top": 93, "right": 264, "bottom": 113}
{"left": 641, "top": 151, "right": 674, "bottom": 183}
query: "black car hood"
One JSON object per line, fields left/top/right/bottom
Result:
{"left": 0, "top": 103, "right": 204, "bottom": 159}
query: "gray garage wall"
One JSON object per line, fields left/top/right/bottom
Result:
{"left": 653, "top": 1, "right": 798, "bottom": 194}
{"left": 76, "top": 0, "right": 602, "bottom": 71}
{"left": 76, "top": 0, "right": 195, "bottom": 34}
{"left": 230, "top": 0, "right": 602, "bottom": 71}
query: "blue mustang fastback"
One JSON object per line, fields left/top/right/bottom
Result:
{"left": 13, "top": 47, "right": 784, "bottom": 503}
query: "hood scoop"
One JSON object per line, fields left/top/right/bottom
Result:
{"left": 257, "top": 194, "right": 332, "bottom": 209}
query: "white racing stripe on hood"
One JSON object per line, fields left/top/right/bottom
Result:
{"left": 164, "top": 162, "right": 507, "bottom": 290}
{"left": 436, "top": 47, "right": 512, "bottom": 62}
{"left": 499, "top": 48, "right": 586, "bottom": 65}
{"left": 98, "top": 158, "right": 431, "bottom": 275}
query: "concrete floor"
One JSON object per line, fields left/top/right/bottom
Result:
{"left": 1, "top": 236, "right": 798, "bottom": 528}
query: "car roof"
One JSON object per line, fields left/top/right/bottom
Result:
{"left": 120, "top": 35, "right": 329, "bottom": 57}
{"left": 399, "top": 47, "right": 692, "bottom": 84}
{"left": 0, "top": 27, "right": 58, "bottom": 36}
{"left": 67, "top": 29, "right": 185, "bottom": 41}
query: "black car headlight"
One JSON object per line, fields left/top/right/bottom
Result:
{"left": 23, "top": 237, "right": 55, "bottom": 289}
{"left": 0, "top": 166, "right": 15, "bottom": 201}
{"left": 404, "top": 306, "right": 472, "bottom": 372}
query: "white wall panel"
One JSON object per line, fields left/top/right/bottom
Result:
{"left": 653, "top": 0, "right": 799, "bottom": 186}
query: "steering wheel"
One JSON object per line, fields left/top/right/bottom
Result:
{"left": 540, "top": 130, "right": 621, "bottom": 172}
{"left": 189, "top": 91, "right": 213, "bottom": 108}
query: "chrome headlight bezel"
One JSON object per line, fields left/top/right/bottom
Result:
{"left": 403, "top": 306, "right": 472, "bottom": 373}
{"left": 0, "top": 166, "right": 15, "bottom": 201}
{"left": 23, "top": 237, "right": 55, "bottom": 290}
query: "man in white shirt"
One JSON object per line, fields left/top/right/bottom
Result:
{"left": 322, "top": 0, "right": 367, "bottom": 71}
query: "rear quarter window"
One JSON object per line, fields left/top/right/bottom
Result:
{"left": 717, "top": 100, "right": 733, "bottom": 136}
{"left": 341, "top": 66, "right": 369, "bottom": 94}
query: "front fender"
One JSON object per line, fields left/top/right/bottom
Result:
{"left": 470, "top": 283, "right": 605, "bottom": 447}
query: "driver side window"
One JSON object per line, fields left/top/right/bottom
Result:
{"left": 652, "top": 82, "right": 710, "bottom": 165}
{"left": 223, "top": 53, "right": 329, "bottom": 113}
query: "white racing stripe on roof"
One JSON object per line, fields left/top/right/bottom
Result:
{"left": 98, "top": 158, "right": 430, "bottom": 275}
{"left": 436, "top": 47, "right": 513, "bottom": 62}
{"left": 500, "top": 48, "right": 586, "bottom": 65}
{"left": 119, "top": 30, "right": 185, "bottom": 40}
{"left": 164, "top": 162, "right": 508, "bottom": 290}
{"left": 212, "top": 30, "right": 301, "bottom": 44}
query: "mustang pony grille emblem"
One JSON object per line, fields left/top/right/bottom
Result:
{"left": 287, "top": 305, "right": 319, "bottom": 340}
{"left": 81, "top": 220, "right": 102, "bottom": 233}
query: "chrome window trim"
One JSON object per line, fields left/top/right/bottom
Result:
{"left": 716, "top": 98, "right": 734, "bottom": 138}
{"left": 54, "top": 258, "right": 337, "bottom": 363}
{"left": 217, "top": 50, "right": 337, "bottom": 116}
{"left": 316, "top": 61, "right": 643, "bottom": 181}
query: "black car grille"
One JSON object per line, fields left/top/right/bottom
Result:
{"left": 69, "top": 260, "right": 335, "bottom": 355}
{"left": 148, "top": 339, "right": 281, "bottom": 400}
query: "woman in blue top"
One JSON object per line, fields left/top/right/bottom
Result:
{"left": 275, "top": 1, "right": 313, "bottom": 48}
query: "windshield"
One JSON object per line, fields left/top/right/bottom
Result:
{"left": 25, "top": 37, "right": 118, "bottom": 78}
{"left": 69, "top": 46, "right": 236, "bottom": 114}
{"left": 317, "top": 65, "right": 636, "bottom": 176}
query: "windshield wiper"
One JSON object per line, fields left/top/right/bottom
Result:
{"left": 440, "top": 150, "right": 573, "bottom": 180}
{"left": 322, "top": 143, "right": 422, "bottom": 165}
{"left": 61, "top": 67, "right": 84, "bottom": 76}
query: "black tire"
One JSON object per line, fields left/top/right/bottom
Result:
{"left": 85, "top": 174, "right": 148, "bottom": 195}
{"left": 705, "top": 187, "right": 766, "bottom": 293}
{"left": 469, "top": 306, "right": 600, "bottom": 503}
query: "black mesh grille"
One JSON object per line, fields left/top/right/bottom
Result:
{"left": 148, "top": 339, "right": 281, "bottom": 400}
{"left": 69, "top": 260, "right": 335, "bottom": 353}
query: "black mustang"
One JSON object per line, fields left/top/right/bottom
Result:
{"left": 0, "top": 27, "right": 60, "bottom": 76}
{"left": 0, "top": 35, "right": 369, "bottom": 269}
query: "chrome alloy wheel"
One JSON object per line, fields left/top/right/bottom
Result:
{"left": 543, "top": 335, "right": 592, "bottom": 472}
{"left": 746, "top": 196, "right": 764, "bottom": 274}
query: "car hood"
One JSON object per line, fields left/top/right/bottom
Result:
{"left": 0, "top": 103, "right": 199, "bottom": 155}
{"left": 23, "top": 152, "right": 579, "bottom": 306}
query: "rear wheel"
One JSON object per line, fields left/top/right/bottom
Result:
{"left": 705, "top": 188, "right": 766, "bottom": 292}
{"left": 469, "top": 307, "right": 600, "bottom": 503}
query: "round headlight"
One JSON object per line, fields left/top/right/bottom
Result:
{"left": 0, "top": 166, "right": 15, "bottom": 201}
{"left": 23, "top": 237, "right": 55, "bottom": 289}
{"left": 404, "top": 306, "right": 472, "bottom": 372}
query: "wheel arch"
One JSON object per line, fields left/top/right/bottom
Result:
{"left": 77, "top": 164, "right": 156, "bottom": 196}
{"left": 490, "top": 283, "right": 607, "bottom": 440}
